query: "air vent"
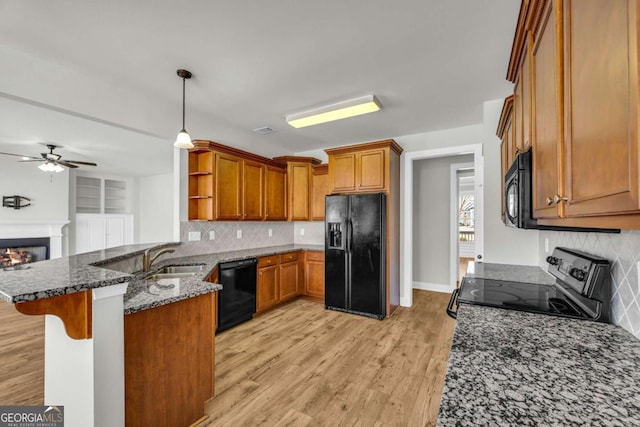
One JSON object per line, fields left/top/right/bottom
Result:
{"left": 253, "top": 126, "right": 276, "bottom": 135}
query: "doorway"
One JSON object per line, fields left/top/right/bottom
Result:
{"left": 450, "top": 164, "right": 475, "bottom": 286}
{"left": 400, "top": 144, "right": 483, "bottom": 307}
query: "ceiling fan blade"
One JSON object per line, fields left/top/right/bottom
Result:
{"left": 18, "top": 159, "right": 44, "bottom": 163}
{"left": 56, "top": 160, "right": 78, "bottom": 169}
{"left": 0, "top": 151, "right": 40, "bottom": 160}
{"left": 65, "top": 160, "right": 97, "bottom": 166}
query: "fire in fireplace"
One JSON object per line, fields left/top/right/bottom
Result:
{"left": 0, "top": 237, "right": 49, "bottom": 269}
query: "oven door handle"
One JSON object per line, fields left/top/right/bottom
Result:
{"left": 446, "top": 288, "right": 459, "bottom": 319}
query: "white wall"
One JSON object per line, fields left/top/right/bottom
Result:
{"left": 482, "top": 99, "right": 538, "bottom": 265}
{"left": 413, "top": 154, "right": 473, "bottom": 286}
{"left": 136, "top": 173, "right": 174, "bottom": 244}
{"left": 0, "top": 157, "right": 69, "bottom": 220}
{"left": 397, "top": 124, "right": 483, "bottom": 153}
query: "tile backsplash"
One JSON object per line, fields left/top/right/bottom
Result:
{"left": 293, "top": 221, "right": 324, "bottom": 245}
{"left": 539, "top": 230, "right": 640, "bottom": 339}
{"left": 176, "top": 221, "right": 296, "bottom": 257}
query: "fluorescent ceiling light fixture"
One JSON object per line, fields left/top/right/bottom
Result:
{"left": 286, "top": 95, "right": 382, "bottom": 128}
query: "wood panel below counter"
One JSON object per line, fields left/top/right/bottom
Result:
{"left": 124, "top": 292, "right": 216, "bottom": 427}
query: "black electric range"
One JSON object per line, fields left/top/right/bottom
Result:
{"left": 447, "top": 247, "right": 612, "bottom": 323}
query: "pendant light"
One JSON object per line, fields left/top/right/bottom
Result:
{"left": 174, "top": 69, "right": 194, "bottom": 149}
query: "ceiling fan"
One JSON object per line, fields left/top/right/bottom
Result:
{"left": 0, "top": 144, "right": 97, "bottom": 173}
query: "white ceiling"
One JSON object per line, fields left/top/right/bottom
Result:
{"left": 0, "top": 0, "right": 518, "bottom": 177}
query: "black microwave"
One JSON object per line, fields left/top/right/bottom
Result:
{"left": 504, "top": 149, "right": 537, "bottom": 228}
{"left": 503, "top": 150, "right": 619, "bottom": 233}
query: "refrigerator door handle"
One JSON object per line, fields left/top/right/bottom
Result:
{"left": 348, "top": 219, "right": 353, "bottom": 253}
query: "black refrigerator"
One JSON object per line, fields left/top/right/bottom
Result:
{"left": 325, "top": 193, "right": 386, "bottom": 319}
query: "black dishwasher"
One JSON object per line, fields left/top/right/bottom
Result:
{"left": 217, "top": 258, "right": 257, "bottom": 333}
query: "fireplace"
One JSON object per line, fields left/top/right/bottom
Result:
{"left": 0, "top": 220, "right": 68, "bottom": 261}
{"left": 0, "top": 237, "right": 49, "bottom": 269}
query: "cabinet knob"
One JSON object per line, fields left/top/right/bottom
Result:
{"left": 546, "top": 197, "right": 553, "bottom": 206}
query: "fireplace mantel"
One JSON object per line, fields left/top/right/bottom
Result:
{"left": 0, "top": 220, "right": 69, "bottom": 259}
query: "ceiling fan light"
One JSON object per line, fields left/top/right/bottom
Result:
{"left": 38, "top": 163, "right": 49, "bottom": 172}
{"left": 53, "top": 164, "right": 64, "bottom": 173}
{"left": 174, "top": 129, "right": 194, "bottom": 149}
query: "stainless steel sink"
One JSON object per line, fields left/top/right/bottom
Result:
{"left": 147, "top": 272, "right": 198, "bottom": 280}
{"left": 158, "top": 265, "right": 205, "bottom": 274}
{"left": 145, "top": 264, "right": 205, "bottom": 280}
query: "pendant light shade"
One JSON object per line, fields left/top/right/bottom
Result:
{"left": 174, "top": 69, "right": 194, "bottom": 149}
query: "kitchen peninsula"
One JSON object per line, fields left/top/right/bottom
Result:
{"left": 0, "top": 242, "right": 325, "bottom": 427}
{"left": 0, "top": 242, "right": 221, "bottom": 427}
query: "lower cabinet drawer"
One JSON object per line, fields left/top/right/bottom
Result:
{"left": 258, "top": 255, "right": 279, "bottom": 268}
{"left": 280, "top": 251, "right": 299, "bottom": 263}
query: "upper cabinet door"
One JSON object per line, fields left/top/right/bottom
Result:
{"left": 265, "top": 166, "right": 287, "bottom": 221}
{"left": 243, "top": 160, "right": 265, "bottom": 220}
{"left": 215, "top": 153, "right": 243, "bottom": 220}
{"left": 532, "top": 0, "right": 563, "bottom": 219}
{"left": 563, "top": 0, "right": 639, "bottom": 216}
{"left": 330, "top": 153, "right": 356, "bottom": 192}
{"left": 357, "top": 149, "right": 386, "bottom": 191}
{"left": 311, "top": 165, "right": 330, "bottom": 221}
{"left": 288, "top": 163, "right": 312, "bottom": 221}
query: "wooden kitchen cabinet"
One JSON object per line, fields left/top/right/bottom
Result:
{"left": 124, "top": 292, "right": 216, "bottom": 427}
{"left": 273, "top": 156, "right": 322, "bottom": 221}
{"left": 560, "top": 0, "right": 639, "bottom": 219}
{"left": 257, "top": 252, "right": 304, "bottom": 312}
{"left": 189, "top": 141, "right": 288, "bottom": 222}
{"left": 513, "top": 32, "right": 533, "bottom": 156}
{"left": 257, "top": 255, "right": 279, "bottom": 312}
{"left": 304, "top": 251, "right": 325, "bottom": 301}
{"left": 497, "top": 96, "right": 514, "bottom": 220}
{"left": 311, "top": 164, "right": 329, "bottom": 221}
{"left": 265, "top": 165, "right": 287, "bottom": 221}
{"left": 188, "top": 151, "right": 214, "bottom": 221}
{"left": 215, "top": 152, "right": 243, "bottom": 220}
{"left": 531, "top": 0, "right": 563, "bottom": 220}
{"left": 279, "top": 252, "right": 299, "bottom": 302}
{"left": 288, "top": 162, "right": 312, "bottom": 221}
{"left": 242, "top": 159, "right": 265, "bottom": 220}
{"left": 326, "top": 140, "right": 403, "bottom": 195}
{"left": 501, "top": 0, "right": 640, "bottom": 229}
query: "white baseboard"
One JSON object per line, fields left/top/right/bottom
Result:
{"left": 413, "top": 281, "right": 455, "bottom": 294}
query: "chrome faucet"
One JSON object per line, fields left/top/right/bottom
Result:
{"left": 142, "top": 247, "right": 176, "bottom": 272}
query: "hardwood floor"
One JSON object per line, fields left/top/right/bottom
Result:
{"left": 0, "top": 290, "right": 456, "bottom": 426}
{"left": 204, "top": 289, "right": 455, "bottom": 427}
{"left": 0, "top": 301, "right": 44, "bottom": 405}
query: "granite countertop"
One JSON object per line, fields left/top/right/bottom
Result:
{"left": 438, "top": 261, "right": 640, "bottom": 426}
{"left": 0, "top": 241, "right": 323, "bottom": 313}
{"left": 0, "top": 243, "right": 178, "bottom": 303}
{"left": 437, "top": 305, "right": 640, "bottom": 426}
{"left": 123, "top": 244, "right": 323, "bottom": 314}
